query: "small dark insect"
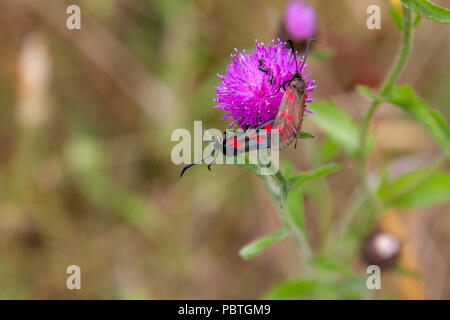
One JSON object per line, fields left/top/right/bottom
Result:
{"left": 180, "top": 39, "right": 316, "bottom": 178}
{"left": 258, "top": 58, "right": 268, "bottom": 73}
{"left": 258, "top": 59, "right": 274, "bottom": 85}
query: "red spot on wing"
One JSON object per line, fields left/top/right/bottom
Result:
{"left": 228, "top": 137, "right": 242, "bottom": 149}
{"left": 256, "top": 136, "right": 263, "bottom": 144}
{"left": 286, "top": 88, "right": 294, "bottom": 103}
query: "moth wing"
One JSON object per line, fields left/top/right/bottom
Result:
{"left": 221, "top": 128, "right": 245, "bottom": 156}
{"left": 237, "top": 119, "right": 275, "bottom": 152}
{"left": 221, "top": 119, "right": 277, "bottom": 155}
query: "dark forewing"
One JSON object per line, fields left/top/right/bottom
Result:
{"left": 273, "top": 85, "right": 305, "bottom": 150}
{"left": 221, "top": 119, "right": 275, "bottom": 156}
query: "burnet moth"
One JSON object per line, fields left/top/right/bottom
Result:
{"left": 180, "top": 39, "right": 316, "bottom": 178}
{"left": 272, "top": 38, "right": 316, "bottom": 150}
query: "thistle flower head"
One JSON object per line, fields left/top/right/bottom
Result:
{"left": 214, "top": 39, "right": 316, "bottom": 129}
{"left": 284, "top": 0, "right": 317, "bottom": 41}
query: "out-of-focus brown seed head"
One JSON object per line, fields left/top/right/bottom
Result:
{"left": 361, "top": 230, "right": 401, "bottom": 268}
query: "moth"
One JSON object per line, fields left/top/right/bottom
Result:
{"left": 180, "top": 39, "right": 315, "bottom": 178}
{"left": 180, "top": 119, "right": 274, "bottom": 178}
{"left": 265, "top": 39, "right": 316, "bottom": 150}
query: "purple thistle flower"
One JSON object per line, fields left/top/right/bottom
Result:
{"left": 284, "top": 0, "right": 317, "bottom": 41}
{"left": 214, "top": 39, "right": 316, "bottom": 129}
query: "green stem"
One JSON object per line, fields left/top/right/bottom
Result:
{"left": 358, "top": 6, "right": 414, "bottom": 206}
{"left": 243, "top": 152, "right": 313, "bottom": 270}
{"left": 272, "top": 171, "right": 313, "bottom": 273}
{"left": 333, "top": 7, "right": 415, "bottom": 257}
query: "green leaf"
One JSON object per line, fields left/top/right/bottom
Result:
{"left": 317, "top": 137, "right": 340, "bottom": 163}
{"left": 281, "top": 162, "right": 297, "bottom": 178}
{"left": 390, "top": 9, "right": 404, "bottom": 30}
{"left": 309, "top": 47, "right": 336, "bottom": 61}
{"left": 239, "top": 228, "right": 289, "bottom": 260}
{"left": 285, "top": 188, "right": 305, "bottom": 231}
{"left": 308, "top": 101, "right": 361, "bottom": 157}
{"left": 357, "top": 85, "right": 374, "bottom": 100}
{"left": 401, "top": 0, "right": 450, "bottom": 23}
{"left": 312, "top": 256, "right": 356, "bottom": 277}
{"left": 264, "top": 277, "right": 365, "bottom": 299}
{"left": 387, "top": 170, "right": 450, "bottom": 208}
{"left": 387, "top": 85, "right": 450, "bottom": 156}
{"left": 391, "top": 172, "right": 450, "bottom": 207}
{"left": 299, "top": 131, "right": 314, "bottom": 139}
{"left": 414, "top": 12, "right": 422, "bottom": 26}
{"left": 264, "top": 279, "right": 317, "bottom": 299}
{"left": 288, "top": 163, "right": 343, "bottom": 191}
{"left": 375, "top": 167, "right": 390, "bottom": 199}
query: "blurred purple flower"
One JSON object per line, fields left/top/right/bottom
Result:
{"left": 214, "top": 40, "right": 316, "bottom": 129}
{"left": 284, "top": 0, "right": 317, "bottom": 41}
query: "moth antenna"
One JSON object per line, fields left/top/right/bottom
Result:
{"left": 299, "top": 38, "right": 317, "bottom": 73}
{"left": 207, "top": 149, "right": 220, "bottom": 171}
{"left": 180, "top": 152, "right": 214, "bottom": 178}
{"left": 287, "top": 40, "right": 299, "bottom": 72}
{"left": 180, "top": 160, "right": 202, "bottom": 178}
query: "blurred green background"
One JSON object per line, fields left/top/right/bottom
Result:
{"left": 0, "top": 0, "right": 449, "bottom": 299}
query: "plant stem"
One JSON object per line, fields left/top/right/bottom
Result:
{"left": 333, "top": 7, "right": 416, "bottom": 257}
{"left": 271, "top": 170, "right": 313, "bottom": 273}
{"left": 358, "top": 6, "right": 414, "bottom": 206}
{"left": 242, "top": 152, "right": 313, "bottom": 270}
